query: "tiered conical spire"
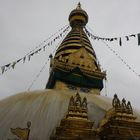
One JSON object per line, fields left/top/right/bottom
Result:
{"left": 46, "top": 3, "right": 106, "bottom": 92}
{"left": 55, "top": 3, "right": 96, "bottom": 63}
{"left": 55, "top": 27, "right": 96, "bottom": 60}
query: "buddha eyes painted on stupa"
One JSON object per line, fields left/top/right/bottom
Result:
{"left": 80, "top": 88, "right": 90, "bottom": 93}
{"left": 67, "top": 84, "right": 77, "bottom": 90}
{"left": 67, "top": 84, "right": 90, "bottom": 93}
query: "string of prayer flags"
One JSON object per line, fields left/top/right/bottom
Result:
{"left": 119, "top": 38, "right": 122, "bottom": 46}
{"left": 23, "top": 56, "right": 26, "bottom": 63}
{"left": 43, "top": 45, "right": 46, "bottom": 51}
{"left": 0, "top": 25, "right": 70, "bottom": 75}
{"left": 87, "top": 28, "right": 140, "bottom": 78}
{"left": 137, "top": 33, "right": 140, "bottom": 46}
{"left": 85, "top": 27, "right": 140, "bottom": 47}
{"left": 1, "top": 66, "right": 5, "bottom": 74}
{"left": 126, "top": 36, "right": 129, "bottom": 41}
{"left": 129, "top": 34, "right": 136, "bottom": 38}
{"left": 17, "top": 58, "right": 22, "bottom": 63}
{"left": 5, "top": 63, "right": 10, "bottom": 68}
{"left": 12, "top": 62, "right": 16, "bottom": 69}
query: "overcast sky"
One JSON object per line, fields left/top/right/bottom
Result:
{"left": 0, "top": 0, "right": 140, "bottom": 108}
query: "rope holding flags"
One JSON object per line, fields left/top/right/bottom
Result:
{"left": 0, "top": 25, "right": 70, "bottom": 75}
{"left": 138, "top": 33, "right": 140, "bottom": 46}
{"left": 1, "top": 23, "right": 140, "bottom": 78}
{"left": 27, "top": 29, "right": 68, "bottom": 91}
{"left": 84, "top": 27, "right": 140, "bottom": 47}
{"left": 85, "top": 26, "right": 140, "bottom": 79}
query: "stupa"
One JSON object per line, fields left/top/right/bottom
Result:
{"left": 0, "top": 3, "right": 140, "bottom": 140}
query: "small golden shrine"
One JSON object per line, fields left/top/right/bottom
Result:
{"left": 99, "top": 94, "right": 140, "bottom": 140}
{"left": 50, "top": 92, "right": 97, "bottom": 140}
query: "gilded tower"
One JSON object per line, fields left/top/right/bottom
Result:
{"left": 46, "top": 3, "right": 106, "bottom": 94}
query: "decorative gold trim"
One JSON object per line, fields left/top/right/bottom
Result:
{"left": 53, "top": 59, "right": 106, "bottom": 79}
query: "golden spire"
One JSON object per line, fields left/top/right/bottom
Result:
{"left": 69, "top": 2, "right": 88, "bottom": 27}
{"left": 46, "top": 4, "right": 106, "bottom": 91}
{"left": 76, "top": 2, "right": 81, "bottom": 10}
{"left": 55, "top": 3, "right": 95, "bottom": 60}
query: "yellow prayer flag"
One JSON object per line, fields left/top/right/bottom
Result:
{"left": 10, "top": 128, "right": 29, "bottom": 140}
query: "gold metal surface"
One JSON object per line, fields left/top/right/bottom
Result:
{"left": 50, "top": 92, "right": 98, "bottom": 140}
{"left": 98, "top": 94, "right": 140, "bottom": 139}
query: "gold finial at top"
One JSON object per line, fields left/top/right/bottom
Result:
{"left": 76, "top": 2, "right": 81, "bottom": 9}
{"left": 69, "top": 2, "right": 88, "bottom": 27}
